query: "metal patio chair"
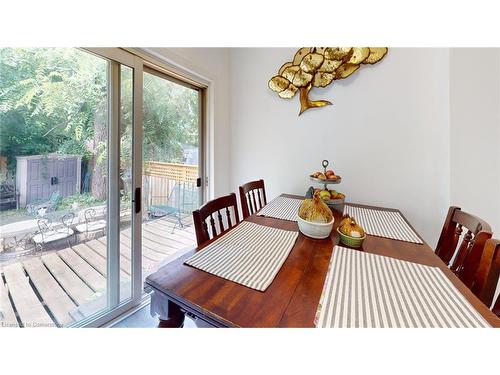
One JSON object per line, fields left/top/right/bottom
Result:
{"left": 74, "top": 207, "right": 107, "bottom": 240}
{"left": 32, "top": 212, "right": 75, "bottom": 252}
{"left": 26, "top": 191, "right": 63, "bottom": 218}
{"left": 148, "top": 182, "right": 198, "bottom": 232}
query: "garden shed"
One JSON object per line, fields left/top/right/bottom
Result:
{"left": 16, "top": 153, "right": 82, "bottom": 207}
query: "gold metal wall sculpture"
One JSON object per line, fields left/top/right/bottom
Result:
{"left": 268, "top": 47, "right": 388, "bottom": 115}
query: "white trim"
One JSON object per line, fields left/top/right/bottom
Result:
{"left": 131, "top": 55, "right": 144, "bottom": 302}
{"left": 105, "top": 295, "right": 152, "bottom": 328}
{"left": 107, "top": 60, "right": 121, "bottom": 307}
{"left": 133, "top": 48, "right": 214, "bottom": 201}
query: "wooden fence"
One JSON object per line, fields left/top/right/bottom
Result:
{"left": 143, "top": 161, "right": 199, "bottom": 214}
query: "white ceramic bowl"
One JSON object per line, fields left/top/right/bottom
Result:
{"left": 296, "top": 215, "right": 334, "bottom": 239}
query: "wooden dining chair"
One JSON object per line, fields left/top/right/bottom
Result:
{"left": 192, "top": 193, "right": 240, "bottom": 246}
{"left": 435, "top": 206, "right": 492, "bottom": 285}
{"left": 239, "top": 179, "right": 267, "bottom": 219}
{"left": 471, "top": 238, "right": 500, "bottom": 310}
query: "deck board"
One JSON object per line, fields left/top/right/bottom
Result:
{"left": 142, "top": 225, "right": 194, "bottom": 247}
{"left": 0, "top": 216, "right": 195, "bottom": 328}
{"left": 122, "top": 229, "right": 182, "bottom": 254}
{"left": 57, "top": 248, "right": 106, "bottom": 292}
{"left": 22, "top": 258, "right": 77, "bottom": 327}
{"left": 72, "top": 243, "right": 108, "bottom": 276}
{"left": 41, "top": 253, "right": 95, "bottom": 306}
{"left": 86, "top": 239, "right": 132, "bottom": 275}
{"left": 3, "top": 263, "right": 55, "bottom": 327}
{"left": 0, "top": 282, "right": 19, "bottom": 328}
{"left": 143, "top": 219, "right": 196, "bottom": 242}
{"left": 115, "top": 237, "right": 159, "bottom": 269}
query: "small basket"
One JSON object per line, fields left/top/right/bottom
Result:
{"left": 337, "top": 227, "right": 366, "bottom": 248}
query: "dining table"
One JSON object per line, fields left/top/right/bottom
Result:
{"left": 144, "top": 194, "right": 500, "bottom": 328}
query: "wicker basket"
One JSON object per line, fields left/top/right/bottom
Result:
{"left": 337, "top": 227, "right": 366, "bottom": 248}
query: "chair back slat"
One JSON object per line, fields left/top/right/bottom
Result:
{"left": 192, "top": 193, "right": 240, "bottom": 246}
{"left": 209, "top": 214, "right": 217, "bottom": 238}
{"left": 226, "top": 207, "right": 232, "bottom": 227}
{"left": 239, "top": 179, "right": 267, "bottom": 219}
{"left": 450, "top": 229, "right": 472, "bottom": 273}
{"left": 436, "top": 207, "right": 492, "bottom": 275}
{"left": 257, "top": 189, "right": 263, "bottom": 208}
{"left": 250, "top": 190, "right": 257, "bottom": 214}
{"left": 217, "top": 210, "right": 224, "bottom": 234}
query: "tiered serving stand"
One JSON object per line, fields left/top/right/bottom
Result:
{"left": 308, "top": 159, "right": 345, "bottom": 211}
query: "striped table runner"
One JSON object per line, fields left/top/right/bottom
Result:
{"left": 315, "top": 246, "right": 490, "bottom": 328}
{"left": 184, "top": 221, "right": 298, "bottom": 291}
{"left": 257, "top": 196, "right": 302, "bottom": 222}
{"left": 344, "top": 205, "right": 423, "bottom": 244}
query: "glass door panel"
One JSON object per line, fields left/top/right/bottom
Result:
{"left": 141, "top": 69, "right": 201, "bottom": 281}
{"left": 0, "top": 48, "right": 113, "bottom": 327}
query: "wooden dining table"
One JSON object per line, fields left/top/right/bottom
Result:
{"left": 144, "top": 194, "right": 500, "bottom": 328}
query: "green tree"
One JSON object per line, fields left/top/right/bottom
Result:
{"left": 0, "top": 48, "right": 200, "bottom": 200}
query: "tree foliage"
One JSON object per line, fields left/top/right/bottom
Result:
{"left": 0, "top": 48, "right": 199, "bottom": 175}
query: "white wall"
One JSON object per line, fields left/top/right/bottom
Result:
{"left": 450, "top": 48, "right": 500, "bottom": 235}
{"left": 228, "top": 48, "right": 451, "bottom": 246}
{"left": 146, "top": 48, "right": 231, "bottom": 197}
{"left": 148, "top": 47, "right": 500, "bottom": 252}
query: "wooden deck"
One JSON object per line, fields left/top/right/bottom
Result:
{"left": 0, "top": 217, "right": 196, "bottom": 328}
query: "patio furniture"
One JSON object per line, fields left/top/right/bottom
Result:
{"left": 75, "top": 207, "right": 107, "bottom": 240}
{"left": 0, "top": 218, "right": 40, "bottom": 256}
{"left": 32, "top": 212, "right": 75, "bottom": 252}
{"left": 0, "top": 182, "right": 18, "bottom": 210}
{"left": 26, "top": 191, "right": 63, "bottom": 218}
{"left": 148, "top": 182, "right": 198, "bottom": 231}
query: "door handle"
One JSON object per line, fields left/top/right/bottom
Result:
{"left": 134, "top": 187, "right": 141, "bottom": 213}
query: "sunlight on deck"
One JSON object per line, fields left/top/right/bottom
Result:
{"left": 0, "top": 217, "right": 195, "bottom": 328}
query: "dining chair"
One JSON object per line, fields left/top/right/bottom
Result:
{"left": 471, "top": 238, "right": 500, "bottom": 310}
{"left": 435, "top": 206, "right": 492, "bottom": 284}
{"left": 192, "top": 193, "right": 240, "bottom": 246}
{"left": 239, "top": 179, "right": 267, "bottom": 219}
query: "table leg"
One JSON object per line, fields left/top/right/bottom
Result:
{"left": 157, "top": 300, "right": 185, "bottom": 328}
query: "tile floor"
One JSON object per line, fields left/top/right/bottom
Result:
{"left": 112, "top": 304, "right": 196, "bottom": 328}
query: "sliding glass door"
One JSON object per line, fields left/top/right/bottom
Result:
{"left": 141, "top": 68, "right": 203, "bottom": 280}
{"left": 0, "top": 48, "right": 206, "bottom": 328}
{"left": 0, "top": 48, "right": 135, "bottom": 327}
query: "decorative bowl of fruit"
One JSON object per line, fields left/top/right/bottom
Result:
{"left": 317, "top": 188, "right": 345, "bottom": 206}
{"left": 337, "top": 214, "right": 366, "bottom": 248}
{"left": 297, "top": 192, "right": 334, "bottom": 239}
{"left": 306, "top": 187, "right": 345, "bottom": 208}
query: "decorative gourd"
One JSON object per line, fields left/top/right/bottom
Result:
{"left": 340, "top": 213, "right": 351, "bottom": 226}
{"left": 299, "top": 192, "right": 333, "bottom": 223}
{"left": 340, "top": 217, "right": 365, "bottom": 238}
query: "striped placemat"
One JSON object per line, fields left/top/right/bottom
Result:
{"left": 257, "top": 196, "right": 302, "bottom": 222}
{"left": 344, "top": 205, "right": 423, "bottom": 244}
{"left": 184, "top": 221, "right": 298, "bottom": 291}
{"left": 315, "top": 246, "right": 490, "bottom": 328}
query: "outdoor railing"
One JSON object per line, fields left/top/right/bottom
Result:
{"left": 143, "top": 161, "right": 199, "bottom": 214}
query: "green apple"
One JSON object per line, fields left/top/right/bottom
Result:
{"left": 320, "top": 190, "right": 331, "bottom": 200}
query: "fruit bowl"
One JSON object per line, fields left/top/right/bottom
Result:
{"left": 337, "top": 227, "right": 366, "bottom": 248}
{"left": 297, "top": 214, "right": 334, "bottom": 240}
